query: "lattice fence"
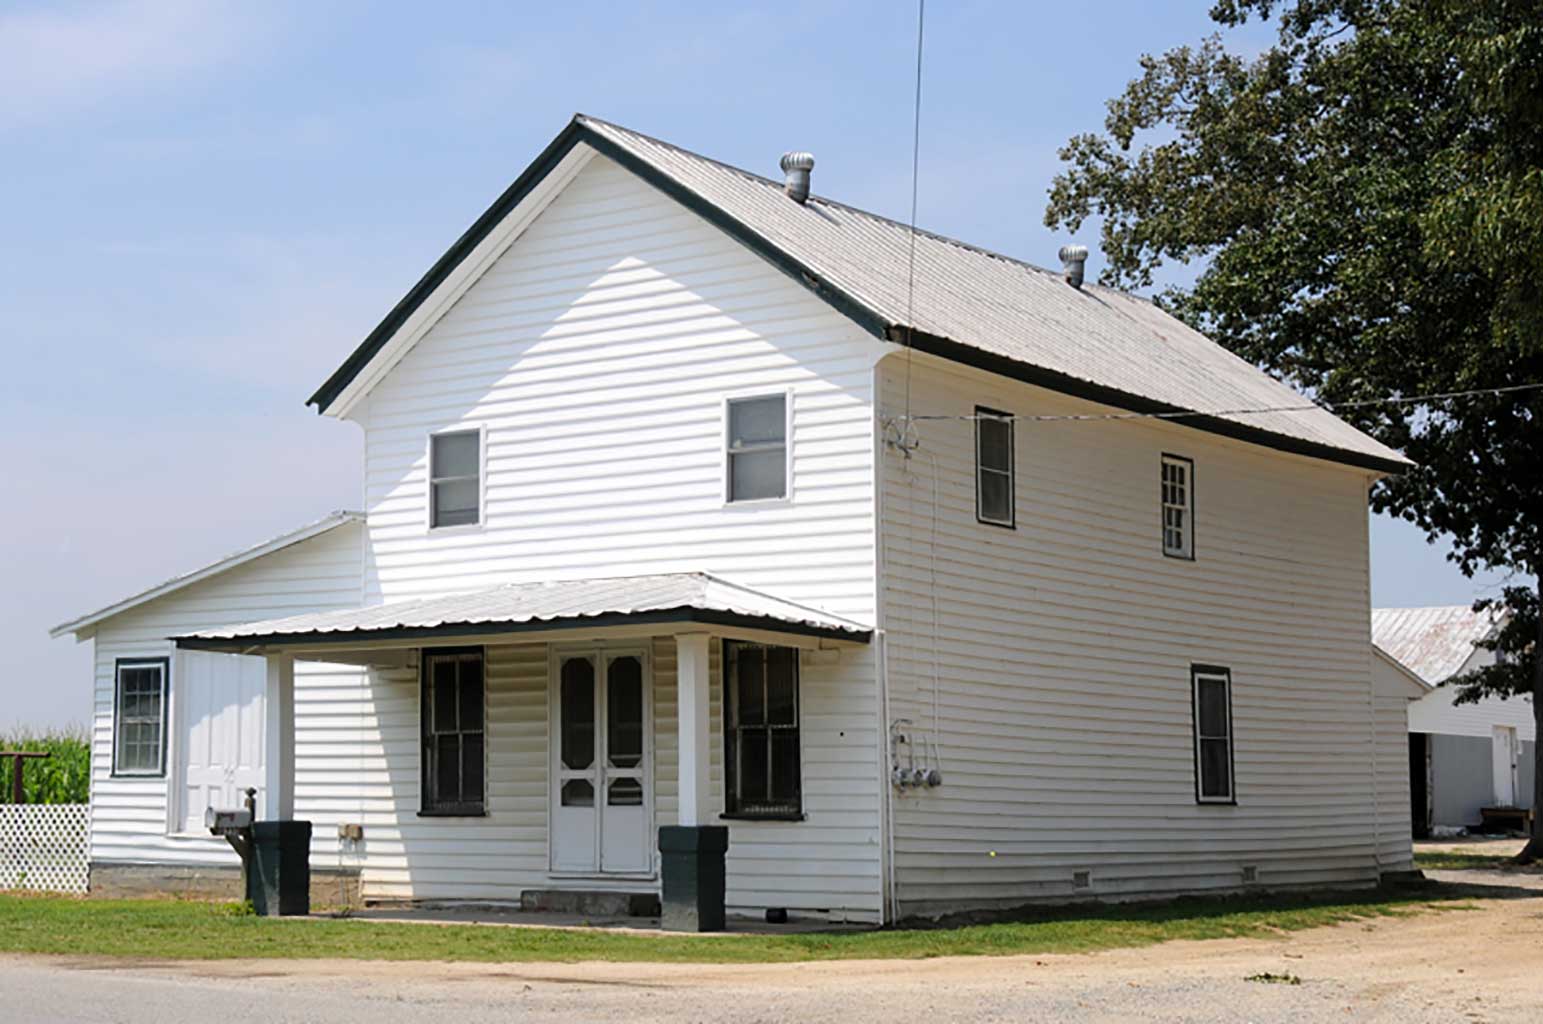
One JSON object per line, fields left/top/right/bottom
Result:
{"left": 0, "top": 803, "right": 89, "bottom": 894}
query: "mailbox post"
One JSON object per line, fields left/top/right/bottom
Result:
{"left": 207, "top": 788, "right": 312, "bottom": 916}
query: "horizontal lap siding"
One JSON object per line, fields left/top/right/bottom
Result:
{"left": 88, "top": 524, "right": 365, "bottom": 867}
{"left": 1370, "top": 659, "right": 1416, "bottom": 871}
{"left": 879, "top": 355, "right": 1381, "bottom": 915}
{"left": 349, "top": 155, "right": 882, "bottom": 918}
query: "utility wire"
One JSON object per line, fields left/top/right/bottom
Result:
{"left": 901, "top": 0, "right": 926, "bottom": 434}
{"left": 885, "top": 382, "right": 1543, "bottom": 426}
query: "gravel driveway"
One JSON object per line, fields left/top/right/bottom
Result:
{"left": 3, "top": 862, "right": 1539, "bottom": 1023}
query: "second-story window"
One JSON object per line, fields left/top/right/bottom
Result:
{"left": 726, "top": 394, "right": 787, "bottom": 502}
{"left": 1161, "top": 454, "right": 1194, "bottom": 558}
{"left": 430, "top": 429, "right": 481, "bottom": 528}
{"left": 975, "top": 406, "right": 1014, "bottom": 527}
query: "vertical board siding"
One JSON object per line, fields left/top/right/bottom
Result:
{"left": 87, "top": 523, "right": 365, "bottom": 867}
{"left": 879, "top": 354, "right": 1384, "bottom": 915}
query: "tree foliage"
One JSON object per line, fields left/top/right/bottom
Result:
{"left": 1046, "top": 0, "right": 1543, "bottom": 854}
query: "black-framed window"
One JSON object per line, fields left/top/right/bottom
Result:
{"left": 430, "top": 430, "right": 481, "bottom": 528}
{"left": 726, "top": 394, "right": 788, "bottom": 502}
{"left": 1192, "top": 665, "right": 1235, "bottom": 803}
{"left": 421, "top": 647, "right": 486, "bottom": 814}
{"left": 113, "top": 658, "right": 168, "bottom": 776}
{"left": 975, "top": 406, "right": 1014, "bottom": 527}
{"left": 724, "top": 641, "right": 801, "bottom": 818}
{"left": 1162, "top": 454, "right": 1194, "bottom": 559}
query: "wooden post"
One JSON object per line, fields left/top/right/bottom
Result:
{"left": 675, "top": 633, "right": 712, "bottom": 827}
{"left": 264, "top": 654, "right": 295, "bottom": 821}
{"left": 1, "top": 751, "right": 50, "bottom": 805}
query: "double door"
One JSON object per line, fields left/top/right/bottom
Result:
{"left": 550, "top": 649, "right": 651, "bottom": 874}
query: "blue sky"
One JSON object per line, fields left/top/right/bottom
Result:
{"left": 1, "top": 0, "right": 1527, "bottom": 729}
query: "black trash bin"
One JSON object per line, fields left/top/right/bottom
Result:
{"left": 658, "top": 825, "right": 728, "bottom": 932}
{"left": 247, "top": 820, "right": 312, "bottom": 916}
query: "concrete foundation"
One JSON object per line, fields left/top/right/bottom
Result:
{"left": 90, "top": 861, "right": 361, "bottom": 910}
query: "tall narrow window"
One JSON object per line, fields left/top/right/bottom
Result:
{"left": 726, "top": 394, "right": 787, "bottom": 502}
{"left": 976, "top": 406, "right": 1014, "bottom": 527}
{"left": 1161, "top": 455, "right": 1194, "bottom": 558}
{"left": 1192, "top": 666, "right": 1234, "bottom": 803}
{"left": 421, "top": 648, "right": 485, "bottom": 814}
{"left": 430, "top": 430, "right": 481, "bottom": 528}
{"left": 724, "top": 642, "right": 801, "bottom": 818}
{"left": 113, "top": 659, "right": 168, "bottom": 776}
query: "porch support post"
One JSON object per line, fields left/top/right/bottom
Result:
{"left": 676, "top": 632, "right": 712, "bottom": 827}
{"left": 263, "top": 653, "right": 295, "bottom": 822}
{"left": 660, "top": 632, "right": 727, "bottom": 932}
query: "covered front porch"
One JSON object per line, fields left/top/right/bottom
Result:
{"left": 173, "top": 573, "right": 875, "bottom": 929}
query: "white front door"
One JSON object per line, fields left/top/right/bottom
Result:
{"left": 551, "top": 649, "right": 651, "bottom": 874}
{"left": 175, "top": 650, "right": 267, "bottom": 832}
{"left": 1493, "top": 725, "right": 1519, "bottom": 807}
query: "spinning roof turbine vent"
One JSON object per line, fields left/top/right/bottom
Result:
{"left": 1059, "top": 244, "right": 1089, "bottom": 289}
{"left": 779, "top": 151, "right": 815, "bottom": 204}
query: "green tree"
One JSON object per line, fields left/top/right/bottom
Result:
{"left": 1046, "top": 0, "right": 1543, "bottom": 859}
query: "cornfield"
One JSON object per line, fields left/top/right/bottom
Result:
{"left": 0, "top": 727, "right": 90, "bottom": 805}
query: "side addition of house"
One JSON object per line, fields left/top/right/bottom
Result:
{"left": 52, "top": 115, "right": 1415, "bottom": 923}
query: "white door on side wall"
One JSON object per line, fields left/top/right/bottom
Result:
{"left": 550, "top": 649, "right": 651, "bottom": 874}
{"left": 175, "top": 650, "right": 267, "bottom": 832}
{"left": 1493, "top": 725, "right": 1519, "bottom": 808}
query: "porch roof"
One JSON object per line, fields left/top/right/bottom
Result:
{"left": 172, "top": 572, "right": 871, "bottom": 651}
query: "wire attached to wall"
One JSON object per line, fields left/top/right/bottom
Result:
{"left": 900, "top": 0, "right": 926, "bottom": 445}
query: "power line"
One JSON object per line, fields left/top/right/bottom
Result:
{"left": 901, "top": 0, "right": 926, "bottom": 434}
{"left": 886, "top": 382, "right": 1543, "bottom": 426}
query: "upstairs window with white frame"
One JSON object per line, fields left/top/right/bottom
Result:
{"left": 1192, "top": 666, "right": 1234, "bottom": 803}
{"left": 726, "top": 394, "right": 787, "bottom": 503}
{"left": 429, "top": 429, "right": 481, "bottom": 528}
{"left": 975, "top": 406, "right": 1014, "bottom": 527}
{"left": 1161, "top": 454, "right": 1194, "bottom": 559}
{"left": 113, "top": 658, "right": 168, "bottom": 776}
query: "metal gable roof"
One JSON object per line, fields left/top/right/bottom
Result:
{"left": 1371, "top": 605, "right": 1503, "bottom": 685}
{"left": 174, "top": 572, "right": 872, "bottom": 650}
{"left": 310, "top": 114, "right": 1409, "bottom": 474}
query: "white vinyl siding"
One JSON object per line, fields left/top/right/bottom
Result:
{"left": 87, "top": 521, "right": 367, "bottom": 868}
{"left": 880, "top": 351, "right": 1384, "bottom": 916}
{"left": 344, "top": 154, "right": 883, "bottom": 920}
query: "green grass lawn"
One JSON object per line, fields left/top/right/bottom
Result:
{"left": 1413, "top": 850, "right": 1521, "bottom": 871}
{"left": 0, "top": 889, "right": 1467, "bottom": 964}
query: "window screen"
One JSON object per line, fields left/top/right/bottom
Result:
{"left": 1162, "top": 455, "right": 1194, "bottom": 558}
{"left": 726, "top": 394, "right": 787, "bottom": 502}
{"left": 1192, "top": 667, "right": 1234, "bottom": 802}
{"left": 976, "top": 407, "right": 1014, "bottom": 526}
{"left": 430, "top": 430, "right": 480, "bottom": 528}
{"left": 113, "top": 660, "right": 167, "bottom": 775}
{"left": 724, "top": 642, "right": 801, "bottom": 817}
{"left": 421, "top": 648, "right": 485, "bottom": 814}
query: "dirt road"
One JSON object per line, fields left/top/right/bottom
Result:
{"left": 3, "top": 864, "right": 1539, "bottom": 1023}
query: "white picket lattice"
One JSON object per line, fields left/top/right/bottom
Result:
{"left": 0, "top": 803, "right": 90, "bottom": 894}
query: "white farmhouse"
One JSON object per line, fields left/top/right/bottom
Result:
{"left": 51, "top": 116, "right": 1416, "bottom": 924}
{"left": 1374, "top": 606, "right": 1536, "bottom": 834}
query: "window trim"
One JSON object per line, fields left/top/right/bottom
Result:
{"left": 722, "top": 640, "right": 803, "bottom": 820}
{"left": 1191, "top": 664, "right": 1236, "bottom": 805}
{"left": 426, "top": 425, "right": 486, "bottom": 532}
{"left": 418, "top": 645, "right": 488, "bottom": 817}
{"left": 1161, "top": 453, "right": 1195, "bottom": 560}
{"left": 111, "top": 657, "right": 170, "bottom": 778}
{"left": 723, "top": 390, "right": 793, "bottom": 506}
{"left": 974, "top": 405, "right": 1015, "bottom": 529}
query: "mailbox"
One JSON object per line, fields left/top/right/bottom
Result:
{"left": 205, "top": 806, "right": 253, "bottom": 835}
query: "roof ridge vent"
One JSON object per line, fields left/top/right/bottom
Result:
{"left": 1058, "top": 244, "right": 1089, "bottom": 289}
{"left": 779, "top": 151, "right": 815, "bottom": 204}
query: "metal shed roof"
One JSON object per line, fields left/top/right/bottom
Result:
{"left": 49, "top": 511, "right": 364, "bottom": 641}
{"left": 309, "top": 114, "right": 1408, "bottom": 474}
{"left": 175, "top": 572, "right": 871, "bottom": 650}
{"left": 1371, "top": 605, "right": 1502, "bottom": 685}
